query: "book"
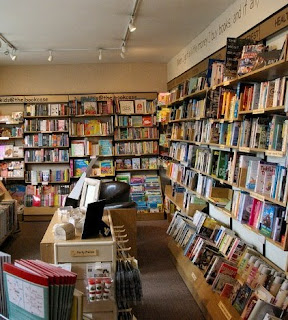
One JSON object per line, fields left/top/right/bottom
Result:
{"left": 259, "top": 203, "right": 277, "bottom": 238}
{"left": 71, "top": 140, "right": 85, "bottom": 157}
{"left": 98, "top": 140, "right": 113, "bottom": 156}
{"left": 132, "top": 158, "right": 141, "bottom": 170}
{"left": 232, "top": 283, "right": 253, "bottom": 314}
{"left": 212, "top": 273, "right": 238, "bottom": 294}
{"left": 135, "top": 99, "right": 147, "bottom": 113}
{"left": 3, "top": 262, "right": 50, "bottom": 319}
{"left": 119, "top": 100, "right": 134, "bottom": 114}
{"left": 73, "top": 159, "right": 89, "bottom": 177}
{"left": 100, "top": 160, "right": 114, "bottom": 176}
{"left": 247, "top": 299, "right": 282, "bottom": 320}
{"left": 83, "top": 101, "right": 97, "bottom": 115}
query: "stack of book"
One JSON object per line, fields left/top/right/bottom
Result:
{"left": 3, "top": 259, "right": 77, "bottom": 320}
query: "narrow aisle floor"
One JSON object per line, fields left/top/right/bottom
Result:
{"left": 133, "top": 220, "right": 205, "bottom": 320}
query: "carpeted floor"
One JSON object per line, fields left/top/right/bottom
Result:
{"left": 1, "top": 219, "right": 204, "bottom": 320}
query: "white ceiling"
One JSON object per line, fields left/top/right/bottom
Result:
{"left": 0, "top": 0, "right": 236, "bottom": 65}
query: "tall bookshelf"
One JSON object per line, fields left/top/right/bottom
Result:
{"left": 164, "top": 45, "right": 288, "bottom": 318}
{"left": 114, "top": 94, "right": 164, "bottom": 220}
{"left": 23, "top": 95, "right": 71, "bottom": 220}
{"left": 68, "top": 94, "right": 115, "bottom": 181}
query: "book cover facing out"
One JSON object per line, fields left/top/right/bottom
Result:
{"left": 3, "top": 263, "right": 49, "bottom": 320}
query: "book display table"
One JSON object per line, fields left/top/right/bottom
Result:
{"left": 40, "top": 210, "right": 117, "bottom": 320}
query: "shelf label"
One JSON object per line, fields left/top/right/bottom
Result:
{"left": 253, "top": 109, "right": 265, "bottom": 114}
{"left": 0, "top": 137, "right": 9, "bottom": 140}
{"left": 250, "top": 192, "right": 265, "bottom": 202}
{"left": 0, "top": 177, "right": 2, "bottom": 181}
{"left": 239, "top": 147, "right": 250, "bottom": 152}
{"left": 223, "top": 81, "right": 230, "bottom": 87}
{"left": 71, "top": 249, "right": 98, "bottom": 257}
{"left": 265, "top": 150, "right": 284, "bottom": 157}
{"left": 24, "top": 95, "right": 69, "bottom": 103}
{"left": 218, "top": 301, "right": 232, "bottom": 320}
{"left": 0, "top": 96, "right": 25, "bottom": 104}
{"left": 42, "top": 182, "right": 49, "bottom": 186}
{"left": 191, "top": 272, "right": 197, "bottom": 281}
{"left": 212, "top": 85, "right": 217, "bottom": 90}
{"left": 219, "top": 179, "right": 224, "bottom": 185}
{"left": 220, "top": 119, "right": 224, "bottom": 123}
{"left": 219, "top": 144, "right": 226, "bottom": 149}
{"left": 195, "top": 117, "right": 201, "bottom": 120}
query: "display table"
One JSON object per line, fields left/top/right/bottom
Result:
{"left": 40, "top": 210, "right": 117, "bottom": 320}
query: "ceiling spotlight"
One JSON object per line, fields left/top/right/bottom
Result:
{"left": 98, "top": 49, "right": 102, "bottom": 61}
{"left": 128, "top": 18, "right": 136, "bottom": 32}
{"left": 48, "top": 50, "right": 53, "bottom": 62}
{"left": 121, "top": 42, "right": 126, "bottom": 53}
{"left": 9, "top": 49, "right": 17, "bottom": 61}
{"left": 120, "top": 52, "right": 125, "bottom": 59}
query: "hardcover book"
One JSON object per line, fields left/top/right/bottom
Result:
{"left": 119, "top": 100, "right": 134, "bottom": 114}
{"left": 135, "top": 99, "right": 147, "bottom": 113}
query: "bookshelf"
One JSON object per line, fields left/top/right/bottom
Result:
{"left": 0, "top": 92, "right": 162, "bottom": 221}
{"left": 68, "top": 94, "right": 115, "bottom": 181}
{"left": 23, "top": 95, "right": 71, "bottom": 220}
{"left": 163, "top": 38, "right": 288, "bottom": 320}
{"left": 114, "top": 96, "right": 164, "bottom": 219}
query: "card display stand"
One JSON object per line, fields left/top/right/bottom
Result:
{"left": 40, "top": 210, "right": 117, "bottom": 320}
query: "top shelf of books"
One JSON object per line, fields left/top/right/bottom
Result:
{"left": 161, "top": 39, "right": 288, "bottom": 108}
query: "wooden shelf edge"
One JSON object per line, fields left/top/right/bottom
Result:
{"left": 168, "top": 238, "right": 241, "bottom": 320}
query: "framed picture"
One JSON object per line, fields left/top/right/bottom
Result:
{"left": 79, "top": 177, "right": 101, "bottom": 210}
{"left": 119, "top": 100, "right": 134, "bottom": 114}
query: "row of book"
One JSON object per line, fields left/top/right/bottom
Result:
{"left": 0, "top": 201, "right": 15, "bottom": 243}
{"left": 170, "top": 114, "right": 288, "bottom": 152}
{"left": 25, "top": 184, "right": 70, "bottom": 207}
{"left": 166, "top": 151, "right": 288, "bottom": 204}
{"left": 24, "top": 119, "right": 69, "bottom": 132}
{"left": 0, "top": 125, "right": 23, "bottom": 138}
{"left": 115, "top": 173, "right": 163, "bottom": 213}
{"left": 70, "top": 139, "right": 113, "bottom": 157}
{"left": 114, "top": 127, "right": 159, "bottom": 140}
{"left": 168, "top": 141, "right": 288, "bottom": 199}
{"left": 167, "top": 210, "right": 287, "bottom": 319}
{"left": 24, "top": 149, "right": 69, "bottom": 163}
{"left": 25, "top": 169, "right": 70, "bottom": 184}
{"left": 169, "top": 98, "right": 206, "bottom": 121}
{"left": 130, "top": 175, "right": 163, "bottom": 213}
{"left": 232, "top": 191, "right": 286, "bottom": 242}
{"left": 0, "top": 161, "right": 24, "bottom": 179}
{"left": 168, "top": 76, "right": 288, "bottom": 123}
{"left": 115, "top": 98, "right": 156, "bottom": 114}
{"left": 166, "top": 76, "right": 207, "bottom": 103}
{"left": 24, "top": 133, "right": 69, "bottom": 148}
{"left": 69, "top": 97, "right": 114, "bottom": 115}
{"left": 25, "top": 103, "right": 69, "bottom": 117}
{"left": 115, "top": 157, "right": 158, "bottom": 170}
{"left": 115, "top": 141, "right": 159, "bottom": 155}
{"left": 0, "top": 145, "right": 23, "bottom": 159}
{"left": 69, "top": 118, "right": 113, "bottom": 136}
{"left": 2, "top": 258, "right": 77, "bottom": 320}
{"left": 115, "top": 115, "right": 156, "bottom": 127}
{"left": 69, "top": 159, "right": 114, "bottom": 177}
